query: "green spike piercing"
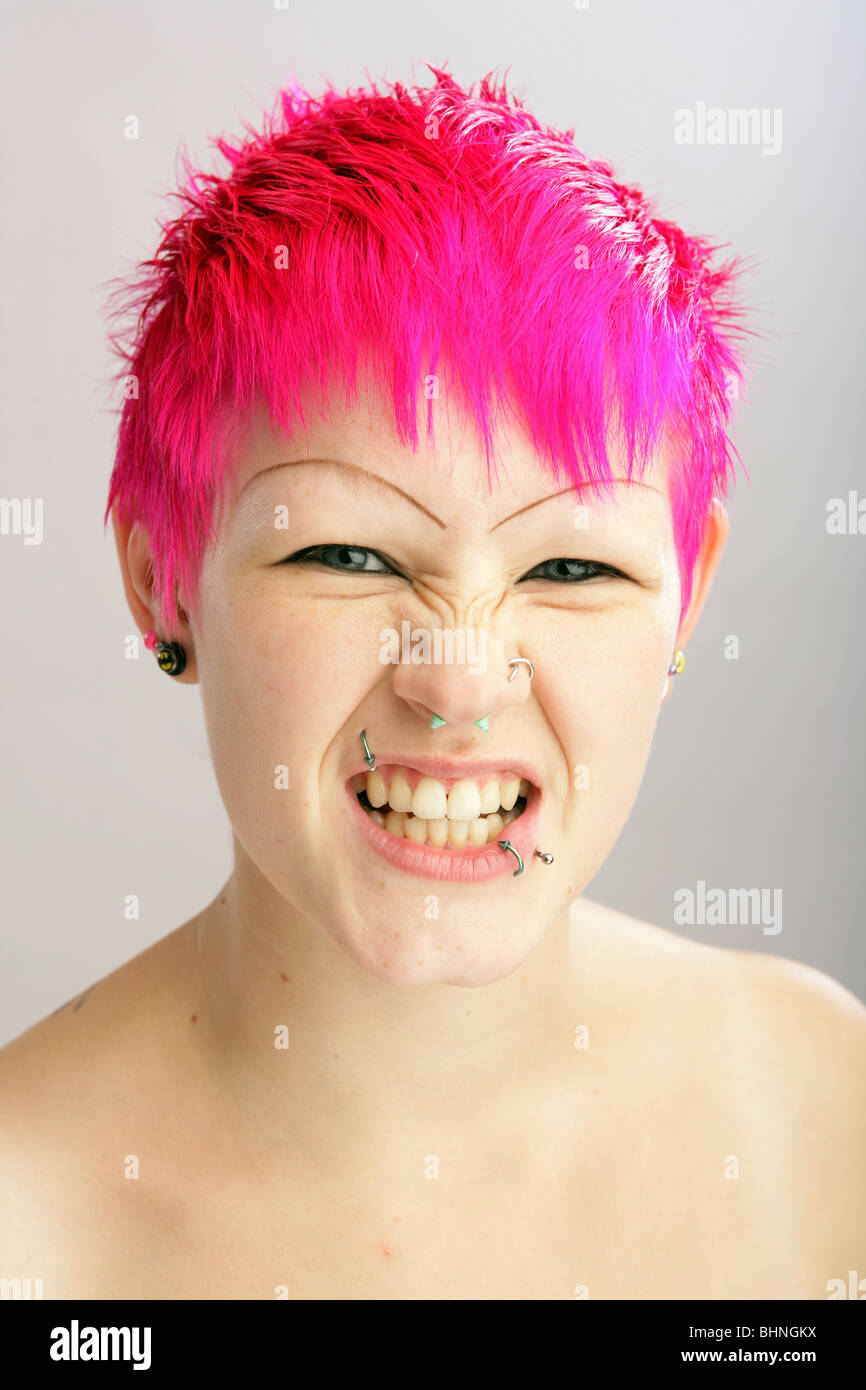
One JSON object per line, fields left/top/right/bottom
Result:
{"left": 497, "top": 840, "right": 524, "bottom": 876}
{"left": 430, "top": 713, "right": 490, "bottom": 731}
{"left": 360, "top": 729, "right": 375, "bottom": 771}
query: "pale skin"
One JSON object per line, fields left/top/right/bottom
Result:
{"left": 1, "top": 378, "right": 865, "bottom": 1300}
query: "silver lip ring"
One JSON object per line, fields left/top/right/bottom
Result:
{"left": 507, "top": 657, "right": 534, "bottom": 683}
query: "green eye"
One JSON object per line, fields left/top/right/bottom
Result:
{"left": 519, "top": 558, "right": 628, "bottom": 583}
{"left": 281, "top": 544, "right": 397, "bottom": 574}
{"left": 280, "top": 547, "right": 629, "bottom": 584}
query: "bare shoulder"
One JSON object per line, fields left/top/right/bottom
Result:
{"left": 572, "top": 892, "right": 866, "bottom": 1052}
{"left": 733, "top": 942, "right": 866, "bottom": 1056}
{"left": 734, "top": 946, "right": 866, "bottom": 1220}
{"left": 0, "top": 919, "right": 194, "bottom": 1105}
{"left": 572, "top": 897, "right": 866, "bottom": 1278}
{"left": 574, "top": 893, "right": 866, "bottom": 1111}
{"left": 0, "top": 921, "right": 200, "bottom": 1295}
{"left": 727, "top": 944, "right": 866, "bottom": 1281}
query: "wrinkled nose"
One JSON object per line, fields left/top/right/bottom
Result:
{"left": 392, "top": 644, "right": 534, "bottom": 732}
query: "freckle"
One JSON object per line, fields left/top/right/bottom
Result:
{"left": 392, "top": 1215, "right": 400, "bottom": 1223}
{"left": 219, "top": 896, "right": 226, "bottom": 906}
{"left": 191, "top": 1014, "right": 198, "bottom": 1024}
{"left": 465, "top": 1010, "right": 471, "bottom": 1016}
{"left": 279, "top": 972, "right": 289, "bottom": 982}
{"left": 592, "top": 1087, "right": 600, "bottom": 1096}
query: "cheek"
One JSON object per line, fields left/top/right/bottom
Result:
{"left": 540, "top": 613, "right": 670, "bottom": 825}
{"left": 192, "top": 585, "right": 376, "bottom": 829}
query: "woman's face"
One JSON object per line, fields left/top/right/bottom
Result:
{"left": 169, "top": 381, "right": 721, "bottom": 986}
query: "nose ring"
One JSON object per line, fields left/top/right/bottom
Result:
{"left": 507, "top": 657, "right": 534, "bottom": 683}
{"left": 431, "top": 656, "right": 535, "bottom": 731}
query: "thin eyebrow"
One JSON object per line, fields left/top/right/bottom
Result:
{"left": 238, "top": 457, "right": 446, "bottom": 528}
{"left": 238, "top": 457, "right": 659, "bottom": 531}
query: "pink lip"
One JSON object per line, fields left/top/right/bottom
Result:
{"left": 345, "top": 780, "right": 543, "bottom": 883}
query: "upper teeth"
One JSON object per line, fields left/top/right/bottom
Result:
{"left": 358, "top": 769, "right": 531, "bottom": 820}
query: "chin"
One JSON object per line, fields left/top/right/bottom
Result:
{"left": 332, "top": 914, "right": 545, "bottom": 988}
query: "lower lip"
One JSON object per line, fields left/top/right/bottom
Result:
{"left": 345, "top": 781, "right": 543, "bottom": 883}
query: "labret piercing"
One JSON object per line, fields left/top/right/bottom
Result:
{"left": 358, "top": 728, "right": 554, "bottom": 875}
{"left": 497, "top": 844, "right": 555, "bottom": 877}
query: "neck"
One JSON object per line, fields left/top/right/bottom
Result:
{"left": 188, "top": 842, "right": 583, "bottom": 1164}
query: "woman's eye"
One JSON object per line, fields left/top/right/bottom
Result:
{"left": 518, "top": 558, "right": 628, "bottom": 583}
{"left": 280, "top": 544, "right": 398, "bottom": 574}
{"left": 279, "top": 548, "right": 627, "bottom": 584}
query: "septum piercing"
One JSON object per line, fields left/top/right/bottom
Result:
{"left": 357, "top": 731, "right": 554, "bottom": 873}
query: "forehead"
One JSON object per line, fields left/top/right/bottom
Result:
{"left": 225, "top": 374, "right": 675, "bottom": 530}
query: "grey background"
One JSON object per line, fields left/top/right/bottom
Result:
{"left": 1, "top": 0, "right": 863, "bottom": 1047}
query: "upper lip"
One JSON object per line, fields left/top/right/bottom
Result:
{"left": 346, "top": 752, "right": 542, "bottom": 788}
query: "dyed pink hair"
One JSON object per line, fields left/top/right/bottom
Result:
{"left": 102, "top": 63, "right": 756, "bottom": 634}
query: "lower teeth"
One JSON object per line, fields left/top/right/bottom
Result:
{"left": 358, "top": 794, "right": 526, "bottom": 848}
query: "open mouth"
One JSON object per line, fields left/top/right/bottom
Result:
{"left": 351, "top": 766, "right": 532, "bottom": 850}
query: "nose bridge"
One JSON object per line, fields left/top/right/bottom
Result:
{"left": 386, "top": 538, "right": 534, "bottom": 729}
{"left": 390, "top": 621, "right": 532, "bottom": 729}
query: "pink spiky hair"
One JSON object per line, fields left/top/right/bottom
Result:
{"left": 102, "top": 62, "right": 757, "bottom": 634}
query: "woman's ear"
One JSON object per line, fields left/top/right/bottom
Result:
{"left": 111, "top": 508, "right": 198, "bottom": 684}
{"left": 661, "top": 499, "right": 728, "bottom": 704}
{"left": 676, "top": 497, "right": 729, "bottom": 650}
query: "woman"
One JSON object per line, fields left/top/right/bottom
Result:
{"left": 1, "top": 65, "right": 863, "bottom": 1301}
